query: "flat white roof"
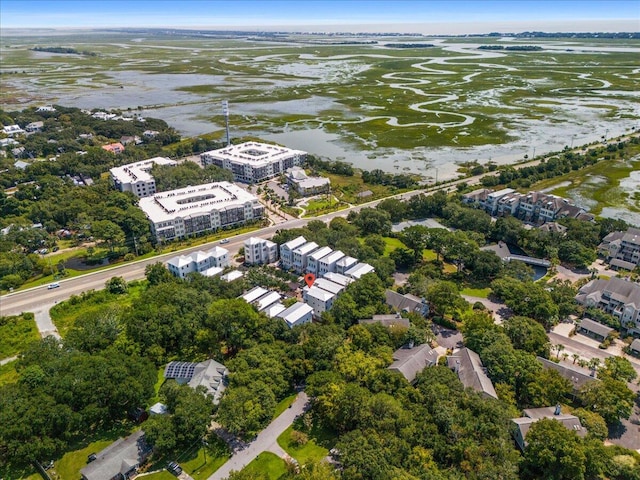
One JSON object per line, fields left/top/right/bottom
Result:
{"left": 282, "top": 236, "right": 307, "bottom": 251}
{"left": 320, "top": 250, "right": 345, "bottom": 265}
{"left": 202, "top": 141, "right": 306, "bottom": 168}
{"left": 221, "top": 270, "right": 244, "bottom": 282}
{"left": 139, "top": 181, "right": 259, "bottom": 223}
{"left": 242, "top": 286, "right": 269, "bottom": 303}
{"left": 294, "top": 242, "right": 319, "bottom": 256}
{"left": 278, "top": 302, "right": 314, "bottom": 325}
{"left": 201, "top": 266, "right": 224, "bottom": 277}
{"left": 322, "top": 272, "right": 354, "bottom": 286}
{"left": 110, "top": 157, "right": 175, "bottom": 184}
{"left": 488, "top": 188, "right": 515, "bottom": 198}
{"left": 309, "top": 246, "right": 333, "bottom": 262}
{"left": 345, "top": 262, "right": 375, "bottom": 279}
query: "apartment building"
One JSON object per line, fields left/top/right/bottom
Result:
{"left": 139, "top": 182, "right": 263, "bottom": 241}
{"left": 201, "top": 142, "right": 306, "bottom": 183}
{"left": 244, "top": 237, "right": 278, "bottom": 265}
{"left": 110, "top": 157, "right": 176, "bottom": 198}
{"left": 575, "top": 277, "right": 640, "bottom": 335}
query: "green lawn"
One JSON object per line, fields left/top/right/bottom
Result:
{"left": 54, "top": 438, "right": 119, "bottom": 480}
{"left": 0, "top": 312, "right": 39, "bottom": 359}
{"left": 422, "top": 249, "right": 438, "bottom": 261}
{"left": 382, "top": 236, "right": 407, "bottom": 255}
{"left": 273, "top": 393, "right": 298, "bottom": 419}
{"left": 277, "top": 426, "right": 329, "bottom": 466}
{"left": 0, "top": 361, "right": 19, "bottom": 386}
{"left": 141, "top": 471, "right": 177, "bottom": 480}
{"left": 50, "top": 283, "right": 145, "bottom": 337}
{"left": 460, "top": 287, "right": 491, "bottom": 298}
{"left": 241, "top": 452, "right": 288, "bottom": 480}
{"left": 150, "top": 367, "right": 166, "bottom": 405}
{"left": 180, "top": 439, "right": 230, "bottom": 480}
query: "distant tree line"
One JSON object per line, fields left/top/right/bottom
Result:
{"left": 30, "top": 46, "right": 97, "bottom": 56}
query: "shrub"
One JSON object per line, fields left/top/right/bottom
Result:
{"left": 291, "top": 430, "right": 309, "bottom": 446}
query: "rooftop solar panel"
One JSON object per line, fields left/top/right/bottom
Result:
{"left": 164, "top": 361, "right": 197, "bottom": 379}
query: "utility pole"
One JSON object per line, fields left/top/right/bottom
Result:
{"left": 222, "top": 100, "right": 230, "bottom": 146}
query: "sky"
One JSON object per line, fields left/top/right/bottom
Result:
{"left": 1, "top": 0, "right": 639, "bottom": 33}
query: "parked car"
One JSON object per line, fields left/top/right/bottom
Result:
{"left": 167, "top": 461, "right": 182, "bottom": 476}
{"left": 87, "top": 453, "right": 97, "bottom": 463}
{"left": 47, "top": 282, "right": 60, "bottom": 290}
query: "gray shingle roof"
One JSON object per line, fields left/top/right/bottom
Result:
{"left": 388, "top": 344, "right": 439, "bottom": 383}
{"left": 80, "top": 431, "right": 150, "bottom": 480}
{"left": 577, "top": 318, "right": 614, "bottom": 338}
{"left": 447, "top": 348, "right": 498, "bottom": 399}
{"left": 536, "top": 357, "right": 598, "bottom": 392}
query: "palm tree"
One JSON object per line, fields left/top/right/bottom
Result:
{"left": 562, "top": 352, "right": 569, "bottom": 362}
{"left": 572, "top": 353, "right": 580, "bottom": 364}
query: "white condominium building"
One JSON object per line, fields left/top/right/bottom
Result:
{"left": 244, "top": 237, "right": 278, "bottom": 265}
{"left": 280, "top": 236, "right": 307, "bottom": 271}
{"left": 110, "top": 157, "right": 177, "bottom": 198}
{"left": 201, "top": 142, "right": 307, "bottom": 183}
{"left": 166, "top": 246, "right": 230, "bottom": 279}
{"left": 306, "top": 246, "right": 333, "bottom": 275}
{"left": 139, "top": 181, "right": 263, "bottom": 241}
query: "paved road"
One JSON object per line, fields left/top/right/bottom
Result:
{"left": 209, "top": 391, "right": 309, "bottom": 480}
{"left": 4, "top": 137, "right": 619, "bottom": 317}
{"left": 34, "top": 304, "right": 60, "bottom": 339}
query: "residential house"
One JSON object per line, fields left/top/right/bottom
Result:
{"left": 280, "top": 236, "right": 307, "bottom": 271}
{"left": 575, "top": 277, "right": 640, "bottom": 335}
{"left": 143, "top": 130, "right": 159, "bottom": 139}
{"left": 536, "top": 357, "right": 598, "bottom": 396}
{"left": 318, "top": 250, "right": 345, "bottom": 276}
{"left": 292, "top": 241, "right": 319, "bottom": 274}
{"left": 120, "top": 135, "right": 142, "bottom": 146}
{"left": 484, "top": 188, "right": 516, "bottom": 215}
{"left": 512, "top": 406, "right": 586, "bottom": 451}
{"left": 101, "top": 142, "right": 125, "bottom": 154}
{"left": 335, "top": 255, "right": 358, "bottom": 275}
{"left": 25, "top": 121, "right": 44, "bottom": 133}
{"left": 0, "top": 138, "right": 19, "bottom": 148}
{"left": 304, "top": 286, "right": 337, "bottom": 318}
{"left": 263, "top": 302, "right": 287, "bottom": 319}
{"left": 277, "top": 302, "right": 314, "bottom": 328}
{"left": 385, "top": 290, "right": 430, "bottom": 316}
{"left": 13, "top": 160, "right": 29, "bottom": 170}
{"left": 576, "top": 318, "right": 614, "bottom": 342}
{"left": 220, "top": 270, "right": 244, "bottom": 282}
{"left": 538, "top": 222, "right": 568, "bottom": 235}
{"left": 344, "top": 262, "right": 375, "bottom": 280}
{"left": 629, "top": 338, "right": 640, "bottom": 357}
{"left": 306, "top": 246, "right": 333, "bottom": 275}
{"left": 241, "top": 286, "right": 269, "bottom": 304}
{"left": 253, "top": 291, "right": 282, "bottom": 312}
{"left": 36, "top": 105, "right": 56, "bottom": 112}
{"left": 164, "top": 359, "right": 228, "bottom": 404}
{"left": 359, "top": 313, "right": 410, "bottom": 329}
{"left": 321, "top": 271, "right": 354, "bottom": 287}
{"left": 388, "top": 344, "right": 439, "bottom": 383}
{"left": 244, "top": 236, "right": 278, "bottom": 265}
{"left": 2, "top": 124, "right": 24, "bottom": 136}
{"left": 166, "top": 247, "right": 230, "bottom": 279}
{"left": 80, "top": 431, "right": 151, "bottom": 480}
{"left": 447, "top": 347, "right": 498, "bottom": 399}
{"left": 285, "top": 166, "right": 330, "bottom": 196}
{"left": 462, "top": 188, "right": 492, "bottom": 209}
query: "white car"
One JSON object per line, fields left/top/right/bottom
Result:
{"left": 220, "top": 238, "right": 229, "bottom": 244}
{"left": 47, "top": 282, "right": 60, "bottom": 289}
